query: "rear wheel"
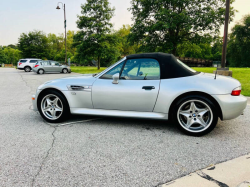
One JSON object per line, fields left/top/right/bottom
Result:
{"left": 38, "top": 90, "right": 70, "bottom": 123}
{"left": 38, "top": 69, "right": 44, "bottom": 74}
{"left": 173, "top": 95, "right": 218, "bottom": 136}
{"left": 24, "top": 66, "right": 31, "bottom": 72}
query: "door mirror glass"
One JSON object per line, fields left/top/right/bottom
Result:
{"left": 112, "top": 73, "right": 119, "bottom": 84}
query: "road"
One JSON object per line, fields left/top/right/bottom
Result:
{"left": 0, "top": 68, "right": 249, "bottom": 187}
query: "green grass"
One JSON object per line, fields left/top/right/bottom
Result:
{"left": 71, "top": 66, "right": 250, "bottom": 96}
{"left": 193, "top": 67, "right": 250, "bottom": 96}
{"left": 70, "top": 66, "right": 106, "bottom": 74}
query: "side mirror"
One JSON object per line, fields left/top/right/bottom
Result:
{"left": 112, "top": 73, "right": 119, "bottom": 84}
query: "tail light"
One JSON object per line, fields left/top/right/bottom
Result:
{"left": 19, "top": 63, "right": 22, "bottom": 66}
{"left": 231, "top": 86, "right": 241, "bottom": 96}
{"left": 34, "top": 65, "right": 39, "bottom": 68}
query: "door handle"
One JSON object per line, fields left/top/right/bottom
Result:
{"left": 142, "top": 86, "right": 155, "bottom": 90}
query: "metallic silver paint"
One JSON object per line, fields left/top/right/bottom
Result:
{"left": 32, "top": 58, "right": 247, "bottom": 122}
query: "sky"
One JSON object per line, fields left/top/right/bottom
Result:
{"left": 0, "top": 0, "right": 249, "bottom": 46}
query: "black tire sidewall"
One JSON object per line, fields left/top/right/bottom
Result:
{"left": 173, "top": 95, "right": 218, "bottom": 136}
{"left": 25, "top": 67, "right": 31, "bottom": 72}
{"left": 38, "top": 69, "right": 44, "bottom": 74}
{"left": 37, "top": 90, "right": 70, "bottom": 123}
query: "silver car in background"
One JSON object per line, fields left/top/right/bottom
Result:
{"left": 32, "top": 60, "right": 71, "bottom": 74}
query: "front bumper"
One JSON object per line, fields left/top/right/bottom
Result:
{"left": 32, "top": 95, "right": 38, "bottom": 111}
{"left": 212, "top": 94, "right": 247, "bottom": 120}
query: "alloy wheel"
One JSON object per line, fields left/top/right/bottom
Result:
{"left": 177, "top": 100, "right": 213, "bottom": 133}
{"left": 41, "top": 94, "right": 63, "bottom": 120}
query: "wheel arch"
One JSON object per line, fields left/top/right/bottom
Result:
{"left": 24, "top": 65, "right": 31, "bottom": 70}
{"left": 168, "top": 91, "right": 223, "bottom": 121}
{"left": 37, "top": 88, "right": 70, "bottom": 109}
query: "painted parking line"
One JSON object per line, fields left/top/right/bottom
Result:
{"left": 57, "top": 118, "right": 102, "bottom": 127}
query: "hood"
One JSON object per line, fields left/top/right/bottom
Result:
{"left": 38, "top": 75, "right": 97, "bottom": 90}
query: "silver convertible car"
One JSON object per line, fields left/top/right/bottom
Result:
{"left": 32, "top": 53, "right": 247, "bottom": 136}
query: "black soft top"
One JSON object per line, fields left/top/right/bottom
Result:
{"left": 126, "top": 52, "right": 196, "bottom": 79}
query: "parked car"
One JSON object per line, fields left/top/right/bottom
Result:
{"left": 17, "top": 58, "right": 41, "bottom": 72}
{"left": 31, "top": 53, "right": 247, "bottom": 136}
{"left": 32, "top": 60, "right": 71, "bottom": 74}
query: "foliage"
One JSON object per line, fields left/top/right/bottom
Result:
{"left": 74, "top": 0, "right": 116, "bottom": 69}
{"left": 128, "top": 0, "right": 236, "bottom": 55}
{"left": 227, "top": 15, "right": 250, "bottom": 67}
{"left": 114, "top": 25, "right": 139, "bottom": 56}
{"left": 18, "top": 31, "right": 50, "bottom": 59}
{"left": 0, "top": 47, "right": 8, "bottom": 64}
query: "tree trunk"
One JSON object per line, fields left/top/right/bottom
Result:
{"left": 172, "top": 45, "right": 177, "bottom": 56}
{"left": 97, "top": 56, "right": 100, "bottom": 70}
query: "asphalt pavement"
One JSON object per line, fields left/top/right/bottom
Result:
{"left": 0, "top": 68, "right": 250, "bottom": 187}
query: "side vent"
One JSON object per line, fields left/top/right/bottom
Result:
{"left": 67, "top": 85, "right": 92, "bottom": 92}
{"left": 70, "top": 85, "right": 84, "bottom": 90}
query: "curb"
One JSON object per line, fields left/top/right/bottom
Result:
{"left": 161, "top": 153, "right": 250, "bottom": 187}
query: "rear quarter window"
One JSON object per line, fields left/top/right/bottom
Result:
{"left": 20, "top": 60, "right": 27, "bottom": 63}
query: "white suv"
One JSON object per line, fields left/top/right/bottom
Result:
{"left": 17, "top": 58, "right": 41, "bottom": 72}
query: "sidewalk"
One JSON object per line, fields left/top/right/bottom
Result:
{"left": 161, "top": 153, "right": 250, "bottom": 187}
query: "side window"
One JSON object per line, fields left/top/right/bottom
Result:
{"left": 55, "top": 62, "right": 60, "bottom": 66}
{"left": 121, "top": 58, "right": 160, "bottom": 80}
{"left": 100, "top": 61, "right": 125, "bottom": 79}
{"left": 51, "top": 62, "right": 55, "bottom": 66}
{"left": 20, "top": 60, "right": 27, "bottom": 63}
{"left": 30, "top": 60, "right": 37, "bottom": 63}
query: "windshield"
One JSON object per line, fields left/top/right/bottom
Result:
{"left": 177, "top": 59, "right": 197, "bottom": 73}
{"left": 93, "top": 57, "right": 126, "bottom": 77}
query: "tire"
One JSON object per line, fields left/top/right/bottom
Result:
{"left": 62, "top": 68, "right": 68, "bottom": 73}
{"left": 173, "top": 95, "right": 218, "bottom": 136}
{"left": 37, "top": 90, "right": 70, "bottom": 123}
{"left": 38, "top": 69, "right": 44, "bottom": 74}
{"left": 24, "top": 66, "right": 31, "bottom": 72}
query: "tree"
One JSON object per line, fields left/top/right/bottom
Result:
{"left": 128, "top": 0, "right": 236, "bottom": 55}
{"left": 74, "top": 0, "right": 115, "bottom": 69}
{"left": 18, "top": 31, "right": 49, "bottom": 59}
{"left": 3, "top": 47, "right": 22, "bottom": 65}
{"left": 227, "top": 15, "right": 250, "bottom": 67}
{"left": 0, "top": 47, "right": 7, "bottom": 64}
{"left": 115, "top": 25, "right": 139, "bottom": 56}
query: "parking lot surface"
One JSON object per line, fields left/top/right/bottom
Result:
{"left": 0, "top": 68, "right": 250, "bottom": 187}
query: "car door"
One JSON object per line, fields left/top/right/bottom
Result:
{"left": 52, "top": 61, "right": 62, "bottom": 72}
{"left": 43, "top": 61, "right": 52, "bottom": 72}
{"left": 92, "top": 58, "right": 161, "bottom": 112}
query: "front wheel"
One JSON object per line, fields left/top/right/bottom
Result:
{"left": 173, "top": 95, "right": 218, "bottom": 136}
{"left": 62, "top": 68, "right": 68, "bottom": 73}
{"left": 37, "top": 90, "right": 70, "bottom": 123}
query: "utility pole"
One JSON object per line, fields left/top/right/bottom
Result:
{"left": 56, "top": 2, "right": 67, "bottom": 64}
{"left": 221, "top": 0, "right": 230, "bottom": 68}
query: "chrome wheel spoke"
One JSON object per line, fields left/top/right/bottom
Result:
{"left": 198, "top": 108, "right": 208, "bottom": 117}
{"left": 55, "top": 106, "right": 62, "bottom": 112}
{"left": 179, "top": 109, "right": 190, "bottom": 118}
{"left": 43, "top": 106, "right": 51, "bottom": 112}
{"left": 186, "top": 118, "right": 195, "bottom": 128}
{"left": 197, "top": 117, "right": 207, "bottom": 127}
{"left": 46, "top": 98, "right": 52, "bottom": 106}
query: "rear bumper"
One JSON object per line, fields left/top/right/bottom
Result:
{"left": 32, "top": 68, "right": 38, "bottom": 72}
{"left": 17, "top": 67, "right": 24, "bottom": 70}
{"left": 212, "top": 94, "right": 247, "bottom": 120}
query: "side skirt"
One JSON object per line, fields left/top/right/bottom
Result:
{"left": 70, "top": 108, "right": 168, "bottom": 120}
